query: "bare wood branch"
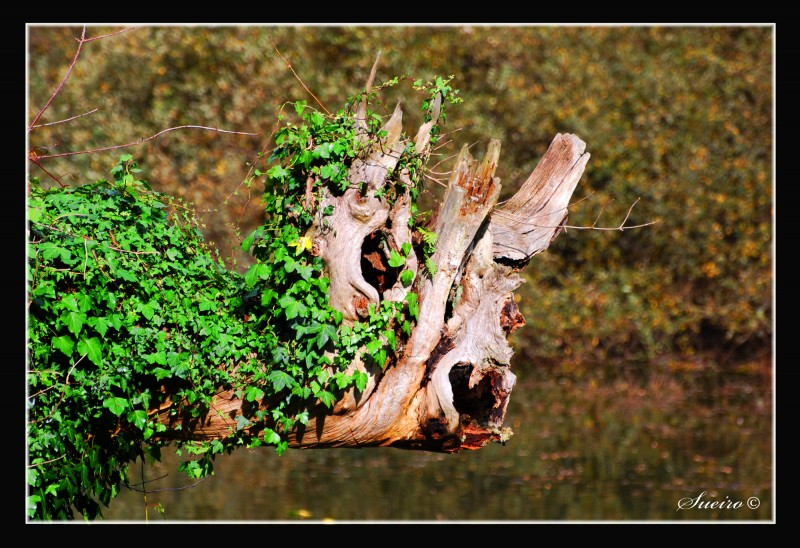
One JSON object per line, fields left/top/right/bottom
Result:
{"left": 273, "top": 43, "right": 331, "bottom": 115}
{"left": 79, "top": 26, "right": 136, "bottom": 43}
{"left": 35, "top": 125, "right": 258, "bottom": 160}
{"left": 152, "top": 126, "right": 594, "bottom": 453}
{"left": 491, "top": 198, "right": 659, "bottom": 231}
{"left": 30, "top": 108, "right": 99, "bottom": 129}
{"left": 489, "top": 133, "right": 590, "bottom": 262}
{"left": 28, "top": 156, "right": 66, "bottom": 188}
{"left": 28, "top": 355, "right": 86, "bottom": 426}
{"left": 29, "top": 26, "right": 87, "bottom": 130}
{"left": 29, "top": 26, "right": 136, "bottom": 131}
{"left": 355, "top": 52, "right": 382, "bottom": 143}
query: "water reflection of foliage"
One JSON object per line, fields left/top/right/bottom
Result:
{"left": 102, "top": 360, "right": 771, "bottom": 521}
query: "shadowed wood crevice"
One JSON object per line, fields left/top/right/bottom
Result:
{"left": 151, "top": 64, "right": 590, "bottom": 453}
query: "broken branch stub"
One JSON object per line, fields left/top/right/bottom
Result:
{"left": 156, "top": 69, "right": 589, "bottom": 454}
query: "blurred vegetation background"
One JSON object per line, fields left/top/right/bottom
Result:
{"left": 27, "top": 25, "right": 772, "bottom": 371}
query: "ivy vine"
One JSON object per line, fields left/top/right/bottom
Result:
{"left": 27, "top": 75, "right": 460, "bottom": 520}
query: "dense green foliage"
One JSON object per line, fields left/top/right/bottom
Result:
{"left": 26, "top": 25, "right": 772, "bottom": 520}
{"left": 27, "top": 26, "right": 772, "bottom": 367}
{"left": 27, "top": 69, "right": 459, "bottom": 519}
{"left": 28, "top": 156, "right": 245, "bottom": 519}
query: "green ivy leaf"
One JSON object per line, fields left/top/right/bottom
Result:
{"left": 52, "top": 335, "right": 74, "bottom": 356}
{"left": 103, "top": 397, "right": 128, "bottom": 417}
{"left": 29, "top": 206, "right": 42, "bottom": 223}
{"left": 267, "top": 165, "right": 289, "bottom": 180}
{"left": 235, "top": 414, "right": 251, "bottom": 431}
{"left": 388, "top": 249, "right": 405, "bottom": 268}
{"left": 39, "top": 242, "right": 64, "bottom": 261}
{"left": 244, "top": 263, "right": 260, "bottom": 288}
{"left": 241, "top": 226, "right": 264, "bottom": 252}
{"left": 353, "top": 371, "right": 368, "bottom": 392}
{"left": 279, "top": 295, "right": 308, "bottom": 320}
{"left": 76, "top": 293, "right": 93, "bottom": 312}
{"left": 266, "top": 370, "right": 296, "bottom": 392}
{"left": 140, "top": 302, "right": 156, "bottom": 320}
{"left": 425, "top": 258, "right": 438, "bottom": 276}
{"left": 383, "top": 329, "right": 397, "bottom": 351}
{"left": 31, "top": 281, "right": 55, "bottom": 300}
{"left": 264, "top": 428, "right": 281, "bottom": 445}
{"left": 406, "top": 292, "right": 419, "bottom": 321}
{"left": 63, "top": 310, "right": 86, "bottom": 336}
{"left": 316, "top": 323, "right": 338, "bottom": 349}
{"left": 261, "top": 289, "right": 278, "bottom": 306}
{"left": 295, "top": 263, "right": 314, "bottom": 280}
{"left": 166, "top": 248, "right": 181, "bottom": 261}
{"left": 365, "top": 338, "right": 383, "bottom": 355}
{"left": 126, "top": 409, "right": 147, "bottom": 430}
{"left": 244, "top": 386, "right": 265, "bottom": 402}
{"left": 144, "top": 351, "right": 167, "bottom": 365}
{"left": 400, "top": 269, "right": 415, "bottom": 287}
{"left": 89, "top": 316, "right": 111, "bottom": 337}
{"left": 317, "top": 390, "right": 336, "bottom": 408}
{"left": 27, "top": 495, "right": 41, "bottom": 519}
{"left": 77, "top": 337, "right": 103, "bottom": 365}
{"left": 375, "top": 348, "right": 387, "bottom": 368}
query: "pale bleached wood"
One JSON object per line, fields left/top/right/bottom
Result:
{"left": 154, "top": 73, "right": 590, "bottom": 453}
{"left": 490, "top": 133, "right": 590, "bottom": 262}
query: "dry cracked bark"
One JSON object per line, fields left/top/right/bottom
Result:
{"left": 156, "top": 63, "right": 590, "bottom": 453}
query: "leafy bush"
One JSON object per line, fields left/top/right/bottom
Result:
{"left": 26, "top": 25, "right": 772, "bottom": 519}
{"left": 27, "top": 72, "right": 457, "bottom": 518}
{"left": 27, "top": 26, "right": 772, "bottom": 367}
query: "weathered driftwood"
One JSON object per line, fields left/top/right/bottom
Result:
{"left": 156, "top": 63, "right": 590, "bottom": 453}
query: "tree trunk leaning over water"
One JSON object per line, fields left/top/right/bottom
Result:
{"left": 156, "top": 69, "right": 590, "bottom": 453}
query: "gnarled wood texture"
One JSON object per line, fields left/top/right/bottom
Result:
{"left": 156, "top": 64, "right": 589, "bottom": 453}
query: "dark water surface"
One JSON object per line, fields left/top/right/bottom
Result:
{"left": 102, "top": 360, "right": 772, "bottom": 521}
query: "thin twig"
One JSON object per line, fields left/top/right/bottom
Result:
{"left": 29, "top": 26, "right": 136, "bottom": 131}
{"left": 125, "top": 473, "right": 170, "bottom": 489}
{"left": 561, "top": 220, "right": 660, "bottom": 231}
{"left": 430, "top": 139, "right": 453, "bottom": 152}
{"left": 429, "top": 150, "right": 462, "bottom": 172}
{"left": 217, "top": 103, "right": 287, "bottom": 223}
{"left": 591, "top": 199, "right": 614, "bottom": 228}
{"left": 618, "top": 197, "right": 641, "bottom": 227}
{"left": 36, "top": 125, "right": 258, "bottom": 160}
{"left": 125, "top": 474, "right": 212, "bottom": 494}
{"left": 272, "top": 43, "right": 331, "bottom": 115}
{"left": 30, "top": 108, "right": 99, "bottom": 129}
{"left": 426, "top": 168, "right": 453, "bottom": 176}
{"left": 435, "top": 127, "right": 464, "bottom": 141}
{"left": 423, "top": 173, "right": 448, "bottom": 187}
{"left": 107, "top": 246, "right": 160, "bottom": 255}
{"left": 83, "top": 238, "right": 88, "bottom": 279}
{"left": 27, "top": 454, "right": 66, "bottom": 468}
{"left": 79, "top": 26, "right": 136, "bottom": 43}
{"left": 29, "top": 157, "right": 65, "bottom": 188}
{"left": 28, "top": 355, "right": 86, "bottom": 425}
{"left": 566, "top": 191, "right": 597, "bottom": 209}
{"left": 53, "top": 213, "right": 89, "bottom": 221}
{"left": 491, "top": 201, "right": 660, "bottom": 231}
{"left": 29, "top": 26, "right": 87, "bottom": 130}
